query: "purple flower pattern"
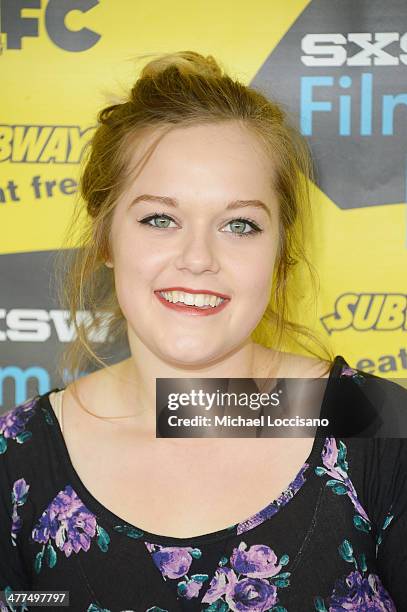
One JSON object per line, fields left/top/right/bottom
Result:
{"left": 328, "top": 571, "right": 395, "bottom": 610}
{"left": 0, "top": 396, "right": 39, "bottom": 454}
{"left": 143, "top": 541, "right": 289, "bottom": 609}
{"left": 31, "top": 485, "right": 110, "bottom": 573}
{"left": 236, "top": 463, "right": 309, "bottom": 534}
{"left": 340, "top": 366, "right": 366, "bottom": 386}
{"left": 311, "top": 364, "right": 396, "bottom": 611}
{"left": 10, "top": 478, "right": 30, "bottom": 547}
{"left": 314, "top": 538, "right": 396, "bottom": 611}
{"left": 315, "top": 437, "right": 372, "bottom": 533}
{"left": 145, "top": 542, "right": 207, "bottom": 600}
{"left": 201, "top": 541, "right": 290, "bottom": 611}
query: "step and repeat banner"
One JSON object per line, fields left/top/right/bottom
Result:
{"left": 1, "top": 0, "right": 406, "bottom": 410}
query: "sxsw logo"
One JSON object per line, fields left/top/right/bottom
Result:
{"left": 300, "top": 33, "right": 407, "bottom": 137}
{"left": 301, "top": 33, "right": 407, "bottom": 67}
{"left": 251, "top": 0, "right": 407, "bottom": 211}
{"left": 1, "top": 0, "right": 100, "bottom": 52}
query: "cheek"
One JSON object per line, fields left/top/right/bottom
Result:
{"left": 232, "top": 242, "right": 276, "bottom": 295}
{"left": 113, "top": 224, "right": 166, "bottom": 277}
{"left": 112, "top": 237, "right": 163, "bottom": 310}
{"left": 238, "top": 249, "right": 276, "bottom": 320}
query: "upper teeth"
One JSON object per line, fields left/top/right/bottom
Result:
{"left": 159, "top": 291, "right": 225, "bottom": 307}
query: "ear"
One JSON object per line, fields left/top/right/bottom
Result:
{"left": 104, "top": 261, "right": 114, "bottom": 268}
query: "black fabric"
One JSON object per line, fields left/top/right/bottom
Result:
{"left": 0, "top": 355, "right": 406, "bottom": 612}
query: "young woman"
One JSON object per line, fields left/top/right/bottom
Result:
{"left": 1, "top": 51, "right": 406, "bottom": 612}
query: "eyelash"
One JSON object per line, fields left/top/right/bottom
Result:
{"left": 138, "top": 212, "right": 263, "bottom": 238}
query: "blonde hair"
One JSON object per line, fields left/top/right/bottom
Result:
{"left": 55, "top": 50, "right": 334, "bottom": 404}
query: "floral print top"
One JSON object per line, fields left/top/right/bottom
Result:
{"left": 0, "top": 355, "right": 406, "bottom": 611}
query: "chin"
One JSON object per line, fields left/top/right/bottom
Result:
{"left": 163, "top": 346, "right": 222, "bottom": 367}
{"left": 168, "top": 352, "right": 214, "bottom": 367}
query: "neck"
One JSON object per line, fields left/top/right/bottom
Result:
{"left": 108, "top": 338, "right": 281, "bottom": 437}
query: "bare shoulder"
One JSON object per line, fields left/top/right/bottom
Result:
{"left": 255, "top": 345, "right": 333, "bottom": 379}
{"left": 66, "top": 365, "right": 109, "bottom": 398}
{"left": 63, "top": 362, "right": 125, "bottom": 418}
{"left": 282, "top": 351, "right": 332, "bottom": 378}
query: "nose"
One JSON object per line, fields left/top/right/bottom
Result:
{"left": 174, "top": 228, "right": 220, "bottom": 274}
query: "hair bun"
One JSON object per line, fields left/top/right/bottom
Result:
{"left": 138, "top": 50, "right": 223, "bottom": 80}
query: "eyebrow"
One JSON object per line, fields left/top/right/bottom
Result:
{"left": 129, "top": 194, "right": 271, "bottom": 218}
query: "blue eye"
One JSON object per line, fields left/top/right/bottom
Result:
{"left": 139, "top": 213, "right": 263, "bottom": 238}
{"left": 139, "top": 213, "right": 176, "bottom": 229}
{"left": 222, "top": 218, "right": 262, "bottom": 238}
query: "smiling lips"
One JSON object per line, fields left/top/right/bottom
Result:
{"left": 154, "top": 287, "right": 231, "bottom": 316}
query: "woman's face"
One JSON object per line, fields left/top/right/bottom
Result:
{"left": 108, "top": 121, "right": 280, "bottom": 366}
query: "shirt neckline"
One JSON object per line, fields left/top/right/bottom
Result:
{"left": 40, "top": 354, "right": 347, "bottom": 547}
